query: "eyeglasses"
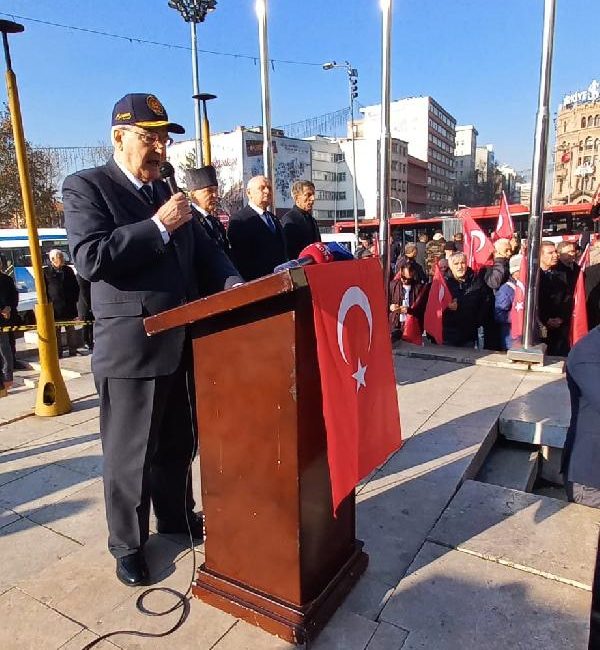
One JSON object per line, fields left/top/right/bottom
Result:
{"left": 121, "top": 127, "right": 173, "bottom": 148}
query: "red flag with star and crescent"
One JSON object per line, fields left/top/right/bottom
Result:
{"left": 493, "top": 191, "right": 515, "bottom": 241}
{"left": 423, "top": 263, "right": 452, "bottom": 345}
{"left": 304, "top": 258, "right": 402, "bottom": 513}
{"left": 510, "top": 253, "right": 528, "bottom": 341}
{"left": 462, "top": 210, "right": 495, "bottom": 271}
{"left": 570, "top": 245, "right": 589, "bottom": 346}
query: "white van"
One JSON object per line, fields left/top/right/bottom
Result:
{"left": 320, "top": 233, "right": 358, "bottom": 255}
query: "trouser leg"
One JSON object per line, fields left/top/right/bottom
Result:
{"left": 97, "top": 375, "right": 158, "bottom": 558}
{"left": 0, "top": 333, "right": 13, "bottom": 383}
{"left": 65, "top": 326, "right": 78, "bottom": 354}
{"left": 151, "top": 356, "right": 197, "bottom": 526}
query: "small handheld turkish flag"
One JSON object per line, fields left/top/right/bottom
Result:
{"left": 570, "top": 245, "right": 589, "bottom": 346}
{"left": 493, "top": 191, "right": 515, "bottom": 241}
{"left": 304, "top": 258, "right": 402, "bottom": 513}
{"left": 462, "top": 210, "right": 495, "bottom": 271}
{"left": 510, "top": 253, "right": 528, "bottom": 341}
{"left": 424, "top": 263, "right": 452, "bottom": 345}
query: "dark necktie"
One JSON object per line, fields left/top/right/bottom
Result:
{"left": 263, "top": 212, "right": 276, "bottom": 233}
{"left": 140, "top": 184, "right": 154, "bottom": 205}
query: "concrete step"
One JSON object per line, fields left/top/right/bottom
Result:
{"left": 475, "top": 444, "right": 539, "bottom": 492}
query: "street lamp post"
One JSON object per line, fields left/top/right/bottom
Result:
{"left": 323, "top": 61, "right": 359, "bottom": 241}
{"left": 0, "top": 19, "right": 71, "bottom": 415}
{"left": 168, "top": 0, "right": 217, "bottom": 167}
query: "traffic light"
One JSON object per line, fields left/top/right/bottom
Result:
{"left": 349, "top": 70, "right": 358, "bottom": 100}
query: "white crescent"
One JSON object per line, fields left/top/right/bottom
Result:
{"left": 337, "top": 286, "right": 373, "bottom": 365}
{"left": 471, "top": 230, "right": 486, "bottom": 253}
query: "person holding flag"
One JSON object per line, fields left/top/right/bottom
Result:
{"left": 570, "top": 244, "right": 590, "bottom": 347}
{"left": 441, "top": 252, "right": 490, "bottom": 348}
{"left": 389, "top": 260, "right": 429, "bottom": 344}
{"left": 423, "top": 261, "right": 452, "bottom": 345}
{"left": 494, "top": 254, "right": 524, "bottom": 351}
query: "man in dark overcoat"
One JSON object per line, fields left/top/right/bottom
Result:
{"left": 62, "top": 93, "right": 242, "bottom": 586}
{"left": 280, "top": 180, "right": 320, "bottom": 260}
{"left": 185, "top": 165, "right": 232, "bottom": 259}
{"left": 227, "top": 175, "right": 288, "bottom": 280}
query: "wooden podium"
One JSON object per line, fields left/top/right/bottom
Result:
{"left": 145, "top": 269, "right": 368, "bottom": 644}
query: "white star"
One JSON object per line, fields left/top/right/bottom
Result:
{"left": 352, "top": 358, "right": 367, "bottom": 392}
{"left": 515, "top": 301, "right": 524, "bottom": 312}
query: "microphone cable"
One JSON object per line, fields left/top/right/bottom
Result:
{"left": 81, "top": 363, "right": 200, "bottom": 649}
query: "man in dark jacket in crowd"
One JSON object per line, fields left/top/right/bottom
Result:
{"left": 415, "top": 233, "right": 428, "bottom": 269}
{"left": 0, "top": 260, "right": 19, "bottom": 388}
{"left": 443, "top": 252, "right": 489, "bottom": 347}
{"left": 395, "top": 242, "right": 427, "bottom": 284}
{"left": 280, "top": 180, "right": 320, "bottom": 260}
{"left": 482, "top": 238, "right": 513, "bottom": 350}
{"left": 44, "top": 249, "right": 79, "bottom": 357}
{"left": 585, "top": 241, "right": 600, "bottom": 329}
{"left": 538, "top": 241, "right": 574, "bottom": 356}
{"left": 556, "top": 240, "right": 580, "bottom": 295}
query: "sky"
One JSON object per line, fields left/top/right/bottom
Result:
{"left": 0, "top": 0, "right": 597, "bottom": 172}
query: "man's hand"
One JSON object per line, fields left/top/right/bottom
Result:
{"left": 447, "top": 299, "right": 458, "bottom": 311}
{"left": 155, "top": 193, "right": 192, "bottom": 233}
{"left": 0, "top": 306, "right": 10, "bottom": 320}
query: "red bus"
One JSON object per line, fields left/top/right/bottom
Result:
{"left": 332, "top": 203, "right": 596, "bottom": 248}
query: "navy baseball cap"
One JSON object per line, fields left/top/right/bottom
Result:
{"left": 111, "top": 93, "right": 185, "bottom": 134}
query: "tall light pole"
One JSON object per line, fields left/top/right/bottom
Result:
{"left": 168, "top": 0, "right": 217, "bottom": 167}
{"left": 1, "top": 19, "right": 71, "bottom": 415}
{"left": 378, "top": 0, "right": 393, "bottom": 297}
{"left": 508, "top": 0, "right": 556, "bottom": 365}
{"left": 256, "top": 0, "right": 275, "bottom": 211}
{"left": 323, "top": 61, "right": 359, "bottom": 240}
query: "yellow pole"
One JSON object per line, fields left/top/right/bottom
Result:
{"left": 2, "top": 26, "right": 71, "bottom": 415}
{"left": 201, "top": 114, "right": 211, "bottom": 166}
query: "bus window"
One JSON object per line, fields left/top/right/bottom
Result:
{"left": 12, "top": 246, "right": 32, "bottom": 268}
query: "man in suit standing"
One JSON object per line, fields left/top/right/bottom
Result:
{"left": 62, "top": 93, "right": 242, "bottom": 587}
{"left": 280, "top": 180, "right": 320, "bottom": 260}
{"left": 185, "top": 165, "right": 232, "bottom": 259}
{"left": 228, "top": 175, "right": 288, "bottom": 281}
{"left": 562, "top": 326, "right": 600, "bottom": 508}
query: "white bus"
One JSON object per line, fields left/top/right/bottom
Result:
{"left": 0, "top": 228, "right": 71, "bottom": 316}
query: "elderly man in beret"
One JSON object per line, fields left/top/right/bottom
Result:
{"left": 62, "top": 93, "right": 242, "bottom": 587}
{"left": 185, "top": 165, "right": 231, "bottom": 258}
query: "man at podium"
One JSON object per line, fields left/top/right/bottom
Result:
{"left": 62, "top": 92, "right": 242, "bottom": 587}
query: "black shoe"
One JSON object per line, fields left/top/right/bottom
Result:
{"left": 157, "top": 512, "right": 204, "bottom": 541}
{"left": 116, "top": 551, "right": 150, "bottom": 586}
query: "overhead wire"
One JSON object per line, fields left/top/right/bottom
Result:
{"left": 0, "top": 12, "right": 323, "bottom": 68}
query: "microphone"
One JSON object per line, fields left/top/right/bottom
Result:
{"left": 298, "top": 242, "right": 334, "bottom": 264}
{"left": 159, "top": 161, "right": 179, "bottom": 195}
{"left": 325, "top": 241, "right": 355, "bottom": 261}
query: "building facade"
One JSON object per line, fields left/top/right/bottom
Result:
{"left": 303, "top": 136, "right": 354, "bottom": 225}
{"left": 357, "top": 96, "right": 456, "bottom": 214}
{"left": 407, "top": 155, "right": 428, "bottom": 215}
{"left": 552, "top": 79, "right": 600, "bottom": 204}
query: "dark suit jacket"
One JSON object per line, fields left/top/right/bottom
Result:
{"left": 563, "top": 326, "right": 600, "bottom": 488}
{"left": 280, "top": 205, "right": 321, "bottom": 260}
{"left": 43, "top": 264, "right": 79, "bottom": 320}
{"left": 227, "top": 204, "right": 287, "bottom": 281}
{"left": 62, "top": 158, "right": 241, "bottom": 379}
{"left": 191, "top": 205, "right": 232, "bottom": 259}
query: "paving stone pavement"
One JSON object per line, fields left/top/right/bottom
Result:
{"left": 0, "top": 353, "right": 595, "bottom": 649}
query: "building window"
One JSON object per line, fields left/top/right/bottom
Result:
{"left": 595, "top": 115, "right": 600, "bottom": 127}
{"left": 586, "top": 137, "right": 593, "bottom": 150}
{"left": 333, "top": 153, "right": 345, "bottom": 163}
{"left": 581, "top": 117, "right": 587, "bottom": 128}
{"left": 563, "top": 121, "right": 567, "bottom": 133}
{"left": 337, "top": 172, "right": 346, "bottom": 181}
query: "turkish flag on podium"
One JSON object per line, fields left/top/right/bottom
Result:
{"left": 570, "top": 245, "right": 590, "bottom": 346}
{"left": 304, "top": 258, "right": 402, "bottom": 512}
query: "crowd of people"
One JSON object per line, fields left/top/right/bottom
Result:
{"left": 389, "top": 229, "right": 600, "bottom": 357}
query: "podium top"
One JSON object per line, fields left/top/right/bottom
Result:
{"left": 144, "top": 267, "right": 308, "bottom": 336}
